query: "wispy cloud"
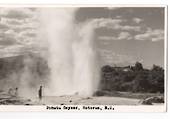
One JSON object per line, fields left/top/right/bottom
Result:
{"left": 98, "top": 36, "right": 117, "bottom": 41}
{"left": 117, "top": 32, "right": 132, "bottom": 40}
{"left": 133, "top": 17, "right": 143, "bottom": 24}
{"left": 0, "top": 8, "right": 34, "bottom": 20}
{"left": 89, "top": 18, "right": 141, "bottom": 32}
{"left": 0, "top": 8, "right": 38, "bottom": 45}
{"left": 135, "top": 28, "right": 164, "bottom": 42}
{"left": 99, "top": 49, "right": 136, "bottom": 66}
{"left": 99, "top": 28, "right": 164, "bottom": 42}
{"left": 0, "top": 8, "right": 39, "bottom": 57}
{"left": 98, "top": 31, "right": 132, "bottom": 41}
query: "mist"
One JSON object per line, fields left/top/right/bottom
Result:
{"left": 0, "top": 8, "right": 99, "bottom": 98}
{"left": 40, "top": 8, "right": 99, "bottom": 96}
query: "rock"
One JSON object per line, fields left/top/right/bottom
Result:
{"left": 140, "top": 96, "right": 164, "bottom": 105}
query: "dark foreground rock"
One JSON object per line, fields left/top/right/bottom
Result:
{"left": 139, "top": 96, "right": 164, "bottom": 105}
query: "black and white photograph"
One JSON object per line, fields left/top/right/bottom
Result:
{"left": 0, "top": 6, "right": 166, "bottom": 112}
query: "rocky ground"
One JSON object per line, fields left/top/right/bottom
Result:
{"left": 0, "top": 92, "right": 31, "bottom": 105}
{"left": 0, "top": 91, "right": 164, "bottom": 105}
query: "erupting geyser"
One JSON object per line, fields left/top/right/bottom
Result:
{"left": 40, "top": 8, "right": 99, "bottom": 96}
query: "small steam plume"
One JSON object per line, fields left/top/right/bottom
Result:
{"left": 0, "top": 53, "right": 47, "bottom": 98}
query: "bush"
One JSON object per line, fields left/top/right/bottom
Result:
{"left": 100, "top": 63, "right": 164, "bottom": 93}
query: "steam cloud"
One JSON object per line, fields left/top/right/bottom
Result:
{"left": 40, "top": 8, "right": 99, "bottom": 96}
{"left": 0, "top": 8, "right": 99, "bottom": 98}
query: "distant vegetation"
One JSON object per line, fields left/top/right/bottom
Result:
{"left": 100, "top": 62, "right": 164, "bottom": 93}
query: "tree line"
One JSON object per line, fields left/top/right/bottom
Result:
{"left": 100, "top": 62, "right": 164, "bottom": 93}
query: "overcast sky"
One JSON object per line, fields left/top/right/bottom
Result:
{"left": 0, "top": 7, "right": 165, "bottom": 68}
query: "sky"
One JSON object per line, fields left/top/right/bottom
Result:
{"left": 0, "top": 7, "right": 165, "bottom": 68}
{"left": 76, "top": 7, "right": 165, "bottom": 68}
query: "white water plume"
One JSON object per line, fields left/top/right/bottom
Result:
{"left": 40, "top": 8, "right": 99, "bottom": 96}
